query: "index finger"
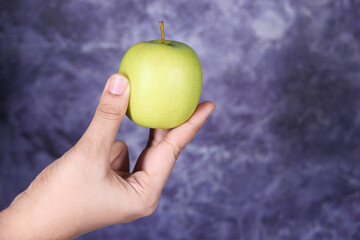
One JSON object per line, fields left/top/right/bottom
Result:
{"left": 136, "top": 101, "right": 215, "bottom": 189}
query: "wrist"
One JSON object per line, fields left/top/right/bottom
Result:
{"left": 0, "top": 207, "right": 19, "bottom": 240}
{"left": 0, "top": 204, "right": 37, "bottom": 240}
{"left": 0, "top": 192, "right": 83, "bottom": 240}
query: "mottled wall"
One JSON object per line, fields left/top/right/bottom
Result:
{"left": 1, "top": 0, "right": 360, "bottom": 239}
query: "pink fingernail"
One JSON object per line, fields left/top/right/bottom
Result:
{"left": 108, "top": 75, "right": 127, "bottom": 95}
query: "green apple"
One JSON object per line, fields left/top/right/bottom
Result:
{"left": 119, "top": 22, "right": 202, "bottom": 129}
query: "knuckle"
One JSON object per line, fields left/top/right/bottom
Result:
{"left": 127, "top": 173, "right": 159, "bottom": 217}
{"left": 97, "top": 103, "right": 123, "bottom": 121}
{"left": 187, "top": 118, "right": 201, "bottom": 133}
{"left": 163, "top": 136, "right": 181, "bottom": 160}
{"left": 115, "top": 140, "right": 128, "bottom": 153}
{"left": 123, "top": 197, "right": 158, "bottom": 223}
{"left": 142, "top": 199, "right": 158, "bottom": 217}
{"left": 78, "top": 136, "right": 102, "bottom": 157}
{"left": 135, "top": 191, "right": 158, "bottom": 217}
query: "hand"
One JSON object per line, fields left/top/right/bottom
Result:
{"left": 0, "top": 73, "right": 215, "bottom": 239}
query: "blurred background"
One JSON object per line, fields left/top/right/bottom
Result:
{"left": 1, "top": 0, "right": 360, "bottom": 239}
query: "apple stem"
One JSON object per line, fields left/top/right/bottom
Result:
{"left": 159, "top": 20, "right": 165, "bottom": 44}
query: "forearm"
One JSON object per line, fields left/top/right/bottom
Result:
{"left": 0, "top": 193, "right": 82, "bottom": 240}
{"left": 0, "top": 204, "right": 47, "bottom": 240}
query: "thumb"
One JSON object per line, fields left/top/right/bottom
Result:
{"left": 80, "top": 73, "right": 130, "bottom": 154}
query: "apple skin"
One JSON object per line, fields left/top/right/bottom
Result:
{"left": 119, "top": 40, "right": 202, "bottom": 129}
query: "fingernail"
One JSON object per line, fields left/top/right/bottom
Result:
{"left": 108, "top": 75, "right": 127, "bottom": 95}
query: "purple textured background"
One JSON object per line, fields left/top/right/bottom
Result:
{"left": 1, "top": 0, "right": 360, "bottom": 239}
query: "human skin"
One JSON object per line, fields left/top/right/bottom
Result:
{"left": 0, "top": 73, "right": 215, "bottom": 239}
